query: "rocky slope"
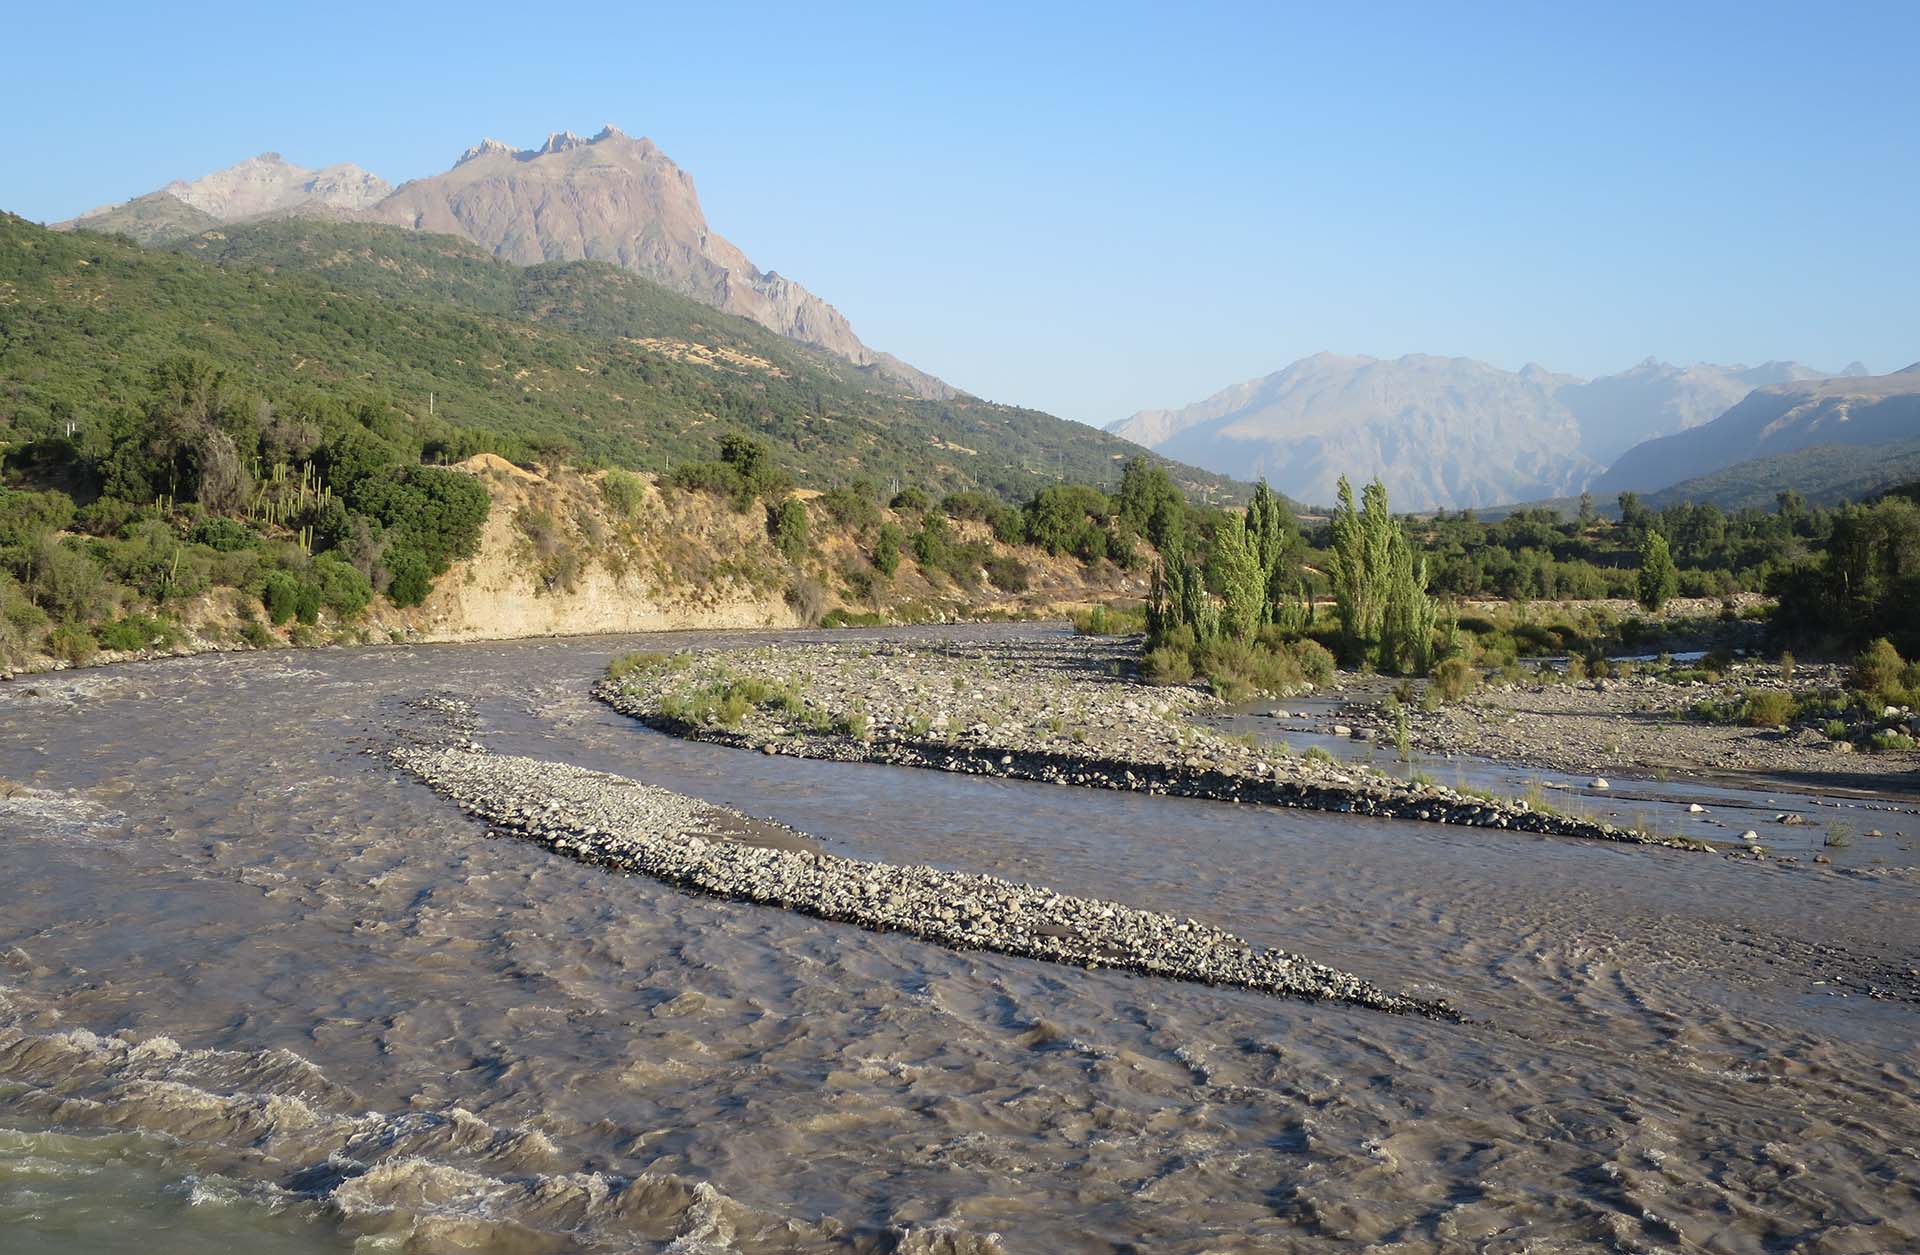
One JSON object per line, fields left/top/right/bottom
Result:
{"left": 1596, "top": 365, "right": 1920, "bottom": 495}
{"left": 1109, "top": 353, "right": 1843, "bottom": 510}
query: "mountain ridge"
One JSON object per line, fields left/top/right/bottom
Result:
{"left": 1109, "top": 352, "right": 1850, "bottom": 510}
{"left": 49, "top": 128, "right": 952, "bottom": 401}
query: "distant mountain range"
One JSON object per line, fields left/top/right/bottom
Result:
{"left": 1596, "top": 365, "right": 1920, "bottom": 496}
{"left": 1108, "top": 353, "right": 1901, "bottom": 509}
{"left": 55, "top": 127, "right": 949, "bottom": 399}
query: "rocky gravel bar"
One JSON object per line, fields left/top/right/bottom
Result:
{"left": 389, "top": 743, "right": 1457, "bottom": 1019}
{"left": 594, "top": 637, "right": 1713, "bottom": 852}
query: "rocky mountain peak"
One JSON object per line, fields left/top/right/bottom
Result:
{"left": 540, "top": 130, "right": 588, "bottom": 154}
{"left": 457, "top": 137, "right": 514, "bottom": 165}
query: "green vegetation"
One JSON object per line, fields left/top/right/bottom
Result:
{"left": 0, "top": 349, "right": 489, "bottom": 664}
{"left": 1636, "top": 531, "right": 1678, "bottom": 611}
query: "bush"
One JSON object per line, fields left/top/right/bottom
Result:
{"left": 889, "top": 487, "right": 933, "bottom": 513}
{"left": 310, "top": 555, "right": 371, "bottom": 619}
{"left": 1141, "top": 644, "right": 1196, "bottom": 685}
{"left": 1867, "top": 729, "right": 1917, "bottom": 753}
{"left": 262, "top": 570, "right": 300, "bottom": 625}
{"left": 46, "top": 623, "right": 97, "bottom": 665}
{"left": 784, "top": 577, "right": 827, "bottom": 625}
{"left": 1852, "top": 638, "right": 1906, "bottom": 705}
{"left": 599, "top": 470, "right": 648, "bottom": 519}
{"left": 96, "top": 613, "right": 175, "bottom": 653}
{"left": 606, "top": 650, "right": 687, "bottom": 681}
{"left": 1740, "top": 688, "right": 1794, "bottom": 728}
{"left": 188, "top": 516, "right": 258, "bottom": 552}
{"left": 767, "top": 497, "right": 811, "bottom": 560}
{"left": 1074, "top": 604, "right": 1148, "bottom": 635}
{"left": 1428, "top": 655, "right": 1479, "bottom": 705}
{"left": 872, "top": 523, "right": 903, "bottom": 577}
{"left": 385, "top": 547, "right": 433, "bottom": 608}
{"left": 348, "top": 465, "right": 490, "bottom": 574}
{"left": 1289, "top": 638, "right": 1337, "bottom": 685}
{"left": 982, "top": 554, "right": 1030, "bottom": 593}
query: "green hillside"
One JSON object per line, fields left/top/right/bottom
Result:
{"left": 2, "top": 214, "right": 1227, "bottom": 500}
{"left": 1642, "top": 439, "right": 1920, "bottom": 512}
{"left": 7, "top": 216, "right": 1236, "bottom": 502}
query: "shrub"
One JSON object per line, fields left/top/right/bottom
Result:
{"left": 310, "top": 555, "right": 372, "bottom": 620}
{"left": 606, "top": 651, "right": 687, "bottom": 681}
{"left": 385, "top": 547, "right": 433, "bottom": 608}
{"left": 1823, "top": 718, "right": 1850, "bottom": 740}
{"left": 1852, "top": 638, "right": 1906, "bottom": 705}
{"left": 1428, "top": 655, "right": 1479, "bottom": 705}
{"left": 1740, "top": 689, "right": 1794, "bottom": 728}
{"left": 1778, "top": 650, "right": 1796, "bottom": 684}
{"left": 982, "top": 554, "right": 1030, "bottom": 593}
{"left": 1868, "top": 730, "right": 1917, "bottom": 753}
{"left": 784, "top": 577, "right": 827, "bottom": 625}
{"left": 46, "top": 623, "right": 97, "bottom": 666}
{"left": 767, "top": 497, "right": 811, "bottom": 560}
{"left": 262, "top": 570, "right": 300, "bottom": 625}
{"left": 889, "top": 487, "right": 933, "bottom": 513}
{"left": 599, "top": 470, "right": 648, "bottom": 519}
{"left": 1141, "top": 644, "right": 1196, "bottom": 685}
{"left": 820, "top": 484, "right": 882, "bottom": 534}
{"left": 872, "top": 523, "right": 903, "bottom": 576}
{"left": 1289, "top": 639, "right": 1337, "bottom": 685}
{"left": 348, "top": 465, "right": 489, "bottom": 574}
{"left": 1074, "top": 604, "right": 1147, "bottom": 635}
{"left": 838, "top": 708, "right": 871, "bottom": 739}
{"left": 188, "top": 517, "right": 257, "bottom": 552}
{"left": 96, "top": 613, "right": 175, "bottom": 653}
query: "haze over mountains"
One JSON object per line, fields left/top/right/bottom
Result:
{"left": 56, "top": 127, "right": 950, "bottom": 399}
{"left": 1109, "top": 354, "right": 1906, "bottom": 510}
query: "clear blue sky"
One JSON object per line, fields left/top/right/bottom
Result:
{"left": 5, "top": 1, "right": 1914, "bottom": 423}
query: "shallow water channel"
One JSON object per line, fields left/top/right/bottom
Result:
{"left": 2, "top": 626, "right": 1916, "bottom": 1252}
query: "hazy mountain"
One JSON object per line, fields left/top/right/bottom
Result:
{"left": 52, "top": 190, "right": 220, "bottom": 245}
{"left": 1106, "top": 354, "right": 1594, "bottom": 511}
{"left": 58, "top": 153, "right": 389, "bottom": 239}
{"left": 1559, "top": 358, "right": 1831, "bottom": 464}
{"left": 1109, "top": 353, "right": 1845, "bottom": 510}
{"left": 53, "top": 128, "right": 951, "bottom": 401}
{"left": 1595, "top": 365, "right": 1920, "bottom": 496}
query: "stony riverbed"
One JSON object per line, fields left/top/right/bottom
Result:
{"left": 594, "top": 637, "right": 1714, "bottom": 850}
{"left": 1387, "top": 661, "right": 1920, "bottom": 785}
{"left": 389, "top": 727, "right": 1456, "bottom": 1019}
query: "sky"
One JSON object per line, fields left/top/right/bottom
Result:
{"left": 5, "top": 1, "right": 1915, "bottom": 424}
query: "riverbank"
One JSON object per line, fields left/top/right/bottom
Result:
{"left": 389, "top": 725, "right": 1455, "bottom": 1019}
{"left": 593, "top": 636, "right": 1715, "bottom": 851}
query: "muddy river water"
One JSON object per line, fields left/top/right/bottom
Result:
{"left": 1, "top": 627, "right": 1915, "bottom": 1253}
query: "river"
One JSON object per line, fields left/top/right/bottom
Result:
{"left": 2, "top": 627, "right": 1915, "bottom": 1252}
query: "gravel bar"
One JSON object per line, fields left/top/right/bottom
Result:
{"left": 594, "top": 638, "right": 1713, "bottom": 851}
{"left": 390, "top": 744, "right": 1459, "bottom": 1020}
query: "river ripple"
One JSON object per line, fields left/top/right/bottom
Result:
{"left": 1, "top": 626, "right": 1915, "bottom": 1252}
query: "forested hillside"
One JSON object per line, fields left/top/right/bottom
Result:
{"left": 4, "top": 214, "right": 1226, "bottom": 500}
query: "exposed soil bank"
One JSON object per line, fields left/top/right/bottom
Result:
{"left": 390, "top": 732, "right": 1455, "bottom": 1019}
{"left": 594, "top": 637, "right": 1714, "bottom": 851}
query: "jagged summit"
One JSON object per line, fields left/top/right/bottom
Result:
{"left": 457, "top": 137, "right": 513, "bottom": 165}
